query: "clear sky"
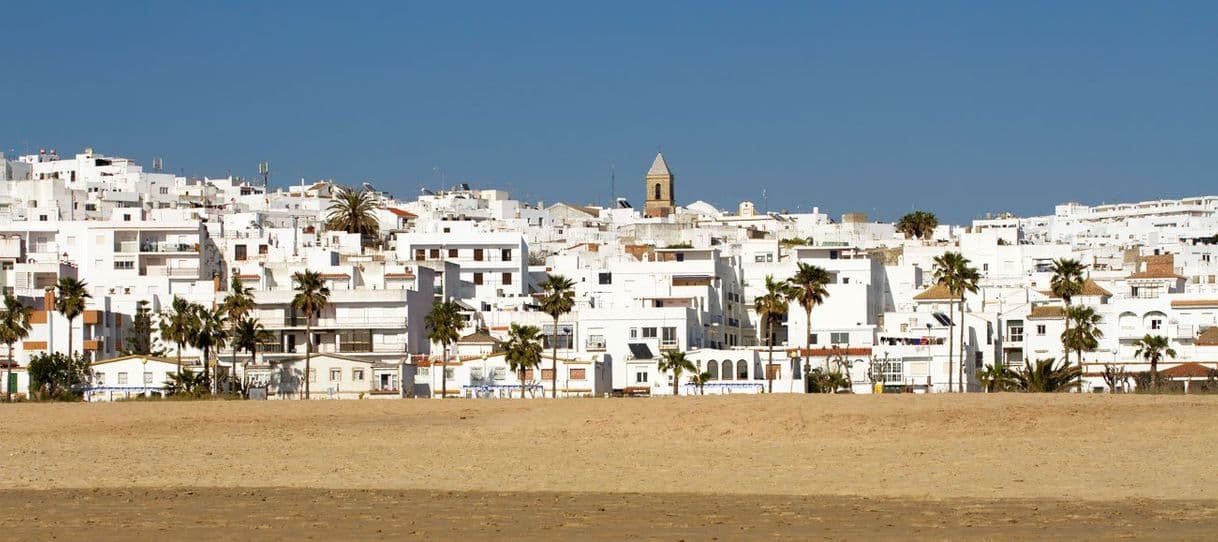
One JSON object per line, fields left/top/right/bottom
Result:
{"left": 2, "top": 1, "right": 1215, "bottom": 223}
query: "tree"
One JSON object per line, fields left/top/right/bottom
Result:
{"left": 755, "top": 275, "right": 791, "bottom": 393}
{"left": 54, "top": 277, "right": 91, "bottom": 355}
{"left": 1050, "top": 258, "right": 1086, "bottom": 386}
{"left": 1012, "top": 358, "right": 1081, "bottom": 392}
{"left": 786, "top": 263, "right": 831, "bottom": 369}
{"left": 658, "top": 350, "right": 696, "bottom": 396}
{"left": 538, "top": 274, "right": 576, "bottom": 399}
{"left": 689, "top": 370, "right": 713, "bottom": 395}
{"left": 122, "top": 300, "right": 162, "bottom": 356}
{"left": 222, "top": 277, "right": 257, "bottom": 389}
{"left": 292, "top": 270, "right": 331, "bottom": 399}
{"left": 230, "top": 317, "right": 272, "bottom": 396}
{"left": 932, "top": 252, "right": 979, "bottom": 392}
{"left": 191, "top": 306, "right": 228, "bottom": 395}
{"left": 504, "top": 323, "right": 543, "bottom": 398}
{"left": 0, "top": 294, "right": 33, "bottom": 400}
{"left": 27, "top": 351, "right": 90, "bottom": 400}
{"left": 1062, "top": 305, "right": 1103, "bottom": 392}
{"left": 164, "top": 369, "right": 209, "bottom": 398}
{"left": 896, "top": 211, "right": 939, "bottom": 240}
{"left": 1133, "top": 335, "right": 1176, "bottom": 391}
{"left": 978, "top": 363, "right": 1017, "bottom": 392}
{"left": 1101, "top": 364, "right": 1130, "bottom": 393}
{"left": 424, "top": 300, "right": 461, "bottom": 398}
{"left": 160, "top": 296, "right": 201, "bottom": 370}
{"left": 325, "top": 185, "right": 380, "bottom": 241}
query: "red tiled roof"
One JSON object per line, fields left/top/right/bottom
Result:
{"left": 788, "top": 347, "right": 873, "bottom": 357}
{"left": 385, "top": 272, "right": 415, "bottom": 279}
{"left": 1172, "top": 300, "right": 1218, "bottom": 309}
{"left": 387, "top": 208, "right": 417, "bottom": 218}
{"left": 913, "top": 283, "right": 955, "bottom": 301}
{"left": 1028, "top": 306, "right": 1065, "bottom": 320}
{"left": 236, "top": 274, "right": 260, "bottom": 280}
{"left": 321, "top": 273, "right": 350, "bottom": 279}
{"left": 1197, "top": 327, "right": 1218, "bottom": 346}
{"left": 1160, "top": 362, "right": 1217, "bottom": 379}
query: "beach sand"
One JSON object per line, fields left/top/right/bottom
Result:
{"left": 1, "top": 394, "right": 1214, "bottom": 539}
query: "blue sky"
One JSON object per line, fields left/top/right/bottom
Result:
{"left": 2, "top": 1, "right": 1215, "bottom": 223}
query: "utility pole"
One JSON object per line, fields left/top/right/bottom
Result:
{"left": 259, "top": 161, "right": 270, "bottom": 191}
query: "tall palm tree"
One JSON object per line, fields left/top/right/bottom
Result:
{"left": 191, "top": 305, "right": 228, "bottom": 394}
{"left": 1062, "top": 305, "right": 1103, "bottom": 392}
{"left": 658, "top": 350, "right": 696, "bottom": 396}
{"left": 933, "top": 252, "right": 979, "bottom": 392}
{"left": 538, "top": 274, "right": 576, "bottom": 399}
{"left": 222, "top": 277, "right": 257, "bottom": 386}
{"left": 54, "top": 277, "right": 90, "bottom": 355}
{"left": 292, "top": 270, "right": 331, "bottom": 399}
{"left": 755, "top": 275, "right": 791, "bottom": 393}
{"left": 0, "top": 294, "right": 33, "bottom": 401}
{"left": 325, "top": 185, "right": 380, "bottom": 241}
{"left": 1050, "top": 258, "right": 1086, "bottom": 379}
{"left": 231, "top": 317, "right": 273, "bottom": 395}
{"left": 1013, "top": 358, "right": 1081, "bottom": 392}
{"left": 160, "top": 296, "right": 200, "bottom": 370}
{"left": 1133, "top": 335, "right": 1176, "bottom": 391}
{"left": 424, "top": 300, "right": 462, "bottom": 398}
{"left": 786, "top": 262, "right": 831, "bottom": 375}
{"left": 896, "top": 211, "right": 939, "bottom": 240}
{"left": 504, "top": 323, "right": 543, "bottom": 398}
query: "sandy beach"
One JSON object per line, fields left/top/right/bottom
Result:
{"left": 1, "top": 394, "right": 1215, "bottom": 539}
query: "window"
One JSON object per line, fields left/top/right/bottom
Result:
{"left": 642, "top": 327, "right": 657, "bottom": 339}
{"left": 159, "top": 187, "right": 169, "bottom": 195}
{"left": 122, "top": 214, "right": 131, "bottom": 222}
{"left": 654, "top": 183, "right": 662, "bottom": 199}
{"left": 542, "top": 324, "right": 574, "bottom": 349}
{"left": 635, "top": 371, "right": 649, "bottom": 383}
{"left": 330, "top": 369, "right": 342, "bottom": 382}
{"left": 429, "top": 249, "right": 440, "bottom": 259}
{"left": 474, "top": 248, "right": 484, "bottom": 261}
{"left": 117, "top": 372, "right": 128, "bottom": 385}
{"left": 502, "top": 272, "right": 512, "bottom": 285}
{"left": 721, "top": 360, "right": 733, "bottom": 380}
{"left": 661, "top": 327, "right": 677, "bottom": 345}
{"left": 569, "top": 368, "right": 586, "bottom": 380}
{"left": 234, "top": 245, "right": 247, "bottom": 261}
{"left": 1036, "top": 325, "right": 1046, "bottom": 336}
{"left": 809, "top": 333, "right": 818, "bottom": 345}
{"left": 415, "top": 249, "right": 425, "bottom": 260}
{"left": 501, "top": 248, "right": 512, "bottom": 261}
{"left": 830, "top": 332, "right": 849, "bottom": 344}
{"left": 1008, "top": 321, "right": 1024, "bottom": 342}
{"left": 736, "top": 360, "right": 749, "bottom": 380}
{"left": 95, "top": 372, "right": 104, "bottom": 385}
{"left": 706, "top": 361, "right": 719, "bottom": 380}
{"left": 352, "top": 369, "right": 365, "bottom": 381}
{"left": 338, "top": 329, "right": 372, "bottom": 353}
{"left": 144, "top": 372, "right": 153, "bottom": 385}
{"left": 113, "top": 260, "right": 134, "bottom": 270}
{"left": 975, "top": 351, "right": 984, "bottom": 369}
{"left": 492, "top": 367, "right": 506, "bottom": 381}
{"left": 473, "top": 273, "right": 483, "bottom": 285}
{"left": 1150, "top": 319, "right": 1162, "bottom": 330}
{"left": 598, "top": 272, "right": 612, "bottom": 285}
{"left": 629, "top": 328, "right": 638, "bottom": 339}
{"left": 448, "top": 249, "right": 458, "bottom": 258}
{"left": 444, "top": 367, "right": 455, "bottom": 380}
{"left": 417, "top": 367, "right": 430, "bottom": 377}
{"left": 308, "top": 369, "right": 317, "bottom": 383}
{"left": 39, "top": 215, "right": 48, "bottom": 222}
{"left": 875, "top": 359, "right": 902, "bottom": 383}
{"left": 541, "top": 369, "right": 554, "bottom": 381}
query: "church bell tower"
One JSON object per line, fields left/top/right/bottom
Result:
{"left": 643, "top": 152, "right": 674, "bottom": 218}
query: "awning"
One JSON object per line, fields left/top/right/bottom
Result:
{"left": 628, "top": 343, "right": 653, "bottom": 360}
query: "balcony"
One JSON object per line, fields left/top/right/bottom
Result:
{"left": 141, "top": 241, "right": 198, "bottom": 253}
{"left": 585, "top": 338, "right": 606, "bottom": 351}
{"left": 278, "top": 317, "right": 407, "bottom": 330}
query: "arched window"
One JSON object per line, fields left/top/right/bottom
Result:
{"left": 754, "top": 360, "right": 764, "bottom": 380}
{"left": 707, "top": 360, "right": 719, "bottom": 380}
{"left": 654, "top": 183, "right": 662, "bottom": 200}
{"left": 736, "top": 360, "right": 749, "bottom": 380}
{"left": 721, "top": 360, "right": 733, "bottom": 381}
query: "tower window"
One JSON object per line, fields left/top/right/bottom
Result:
{"left": 655, "top": 183, "right": 662, "bottom": 200}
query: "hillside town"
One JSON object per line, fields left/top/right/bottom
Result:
{"left": 2, "top": 147, "right": 1217, "bottom": 400}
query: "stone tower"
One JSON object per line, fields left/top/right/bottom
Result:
{"left": 643, "top": 152, "right": 674, "bottom": 218}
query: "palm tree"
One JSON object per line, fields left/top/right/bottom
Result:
{"left": 1013, "top": 358, "right": 1081, "bottom": 392}
{"left": 1062, "top": 305, "right": 1103, "bottom": 392}
{"left": 1050, "top": 258, "right": 1086, "bottom": 380}
{"left": 786, "top": 263, "right": 831, "bottom": 363}
{"left": 325, "top": 185, "right": 380, "bottom": 241}
{"left": 896, "top": 211, "right": 939, "bottom": 240}
{"left": 690, "top": 370, "right": 713, "bottom": 395}
{"left": 164, "top": 368, "right": 208, "bottom": 397}
{"left": 1133, "top": 335, "right": 1176, "bottom": 391}
{"left": 657, "top": 350, "right": 696, "bottom": 396}
{"left": 0, "top": 294, "right": 33, "bottom": 400}
{"left": 230, "top": 317, "right": 272, "bottom": 395}
{"left": 538, "top": 274, "right": 576, "bottom": 399}
{"left": 755, "top": 275, "right": 791, "bottom": 393}
{"left": 932, "top": 252, "right": 979, "bottom": 392}
{"left": 291, "top": 270, "right": 331, "bottom": 399}
{"left": 160, "top": 296, "right": 200, "bottom": 370}
{"left": 504, "top": 323, "right": 543, "bottom": 398}
{"left": 192, "top": 306, "right": 228, "bottom": 394}
{"left": 424, "top": 300, "right": 462, "bottom": 398}
{"left": 222, "top": 277, "right": 257, "bottom": 387}
{"left": 54, "top": 277, "right": 90, "bottom": 355}
{"left": 978, "top": 363, "right": 1016, "bottom": 392}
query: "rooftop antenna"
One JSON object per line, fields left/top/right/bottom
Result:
{"left": 763, "top": 188, "right": 768, "bottom": 214}
{"left": 609, "top": 164, "right": 615, "bottom": 209}
{"left": 258, "top": 161, "right": 270, "bottom": 190}
{"left": 152, "top": 157, "right": 163, "bottom": 172}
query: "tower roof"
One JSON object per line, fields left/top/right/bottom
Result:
{"left": 647, "top": 152, "right": 672, "bottom": 177}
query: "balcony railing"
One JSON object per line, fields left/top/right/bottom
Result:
{"left": 585, "top": 338, "right": 606, "bottom": 351}
{"left": 142, "top": 241, "right": 197, "bottom": 253}
{"left": 278, "top": 317, "right": 406, "bottom": 329}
